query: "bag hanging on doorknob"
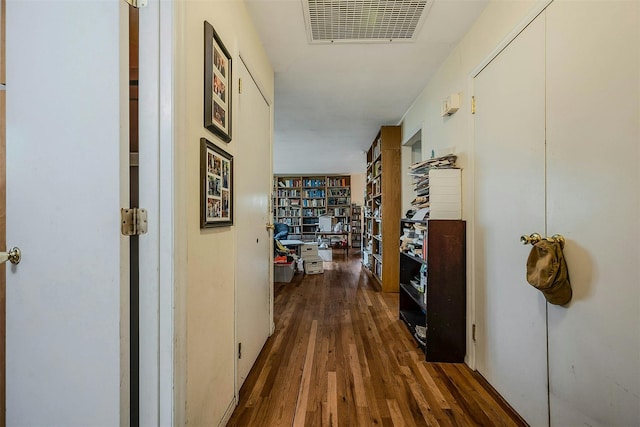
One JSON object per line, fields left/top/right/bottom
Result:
{"left": 525, "top": 240, "right": 572, "bottom": 306}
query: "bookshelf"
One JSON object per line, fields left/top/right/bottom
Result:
{"left": 273, "top": 175, "right": 351, "bottom": 239}
{"left": 350, "top": 204, "right": 362, "bottom": 248}
{"left": 274, "top": 176, "right": 303, "bottom": 236}
{"left": 363, "top": 126, "right": 401, "bottom": 292}
{"left": 399, "top": 218, "right": 466, "bottom": 362}
{"left": 301, "top": 176, "right": 326, "bottom": 235}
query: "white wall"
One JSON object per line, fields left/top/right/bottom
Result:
{"left": 350, "top": 173, "right": 366, "bottom": 207}
{"left": 400, "top": 128, "right": 422, "bottom": 217}
{"left": 173, "top": 1, "right": 273, "bottom": 425}
{"left": 400, "top": 0, "right": 541, "bottom": 211}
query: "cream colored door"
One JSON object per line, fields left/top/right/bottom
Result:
{"left": 545, "top": 2, "right": 639, "bottom": 424}
{"left": 475, "top": 3, "right": 640, "bottom": 425}
{"left": 0, "top": 1, "right": 5, "bottom": 423}
{"left": 235, "top": 58, "right": 272, "bottom": 388}
{"left": 5, "top": 2, "right": 128, "bottom": 424}
{"left": 473, "top": 14, "right": 548, "bottom": 426}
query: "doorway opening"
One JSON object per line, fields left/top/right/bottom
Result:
{"left": 128, "top": 5, "right": 140, "bottom": 426}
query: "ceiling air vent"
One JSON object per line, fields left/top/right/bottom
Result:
{"left": 303, "top": 0, "right": 433, "bottom": 44}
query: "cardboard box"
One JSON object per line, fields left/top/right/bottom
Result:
{"left": 301, "top": 242, "right": 319, "bottom": 258}
{"left": 274, "top": 262, "right": 295, "bottom": 283}
{"left": 304, "top": 256, "right": 324, "bottom": 274}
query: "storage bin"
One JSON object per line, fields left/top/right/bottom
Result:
{"left": 274, "top": 262, "right": 295, "bottom": 283}
{"left": 304, "top": 256, "right": 324, "bottom": 274}
{"left": 301, "top": 242, "right": 319, "bottom": 258}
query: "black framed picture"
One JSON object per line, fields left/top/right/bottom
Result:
{"left": 204, "top": 21, "right": 232, "bottom": 143}
{"left": 201, "top": 138, "right": 233, "bottom": 228}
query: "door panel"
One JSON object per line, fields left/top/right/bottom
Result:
{"left": 0, "top": 1, "right": 5, "bottom": 418}
{"left": 473, "top": 15, "right": 548, "bottom": 426}
{"left": 5, "top": 2, "right": 126, "bottom": 424}
{"left": 235, "top": 59, "right": 272, "bottom": 388}
{"left": 546, "top": 2, "right": 640, "bottom": 425}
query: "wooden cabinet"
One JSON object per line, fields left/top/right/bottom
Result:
{"left": 399, "top": 219, "right": 466, "bottom": 362}
{"left": 363, "top": 126, "right": 401, "bottom": 292}
{"left": 273, "top": 175, "right": 351, "bottom": 239}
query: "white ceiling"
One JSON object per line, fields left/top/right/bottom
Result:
{"left": 245, "top": 0, "right": 488, "bottom": 174}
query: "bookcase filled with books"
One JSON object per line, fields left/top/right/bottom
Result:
{"left": 350, "top": 204, "right": 362, "bottom": 248}
{"left": 301, "top": 176, "right": 327, "bottom": 235}
{"left": 273, "top": 175, "right": 351, "bottom": 240}
{"left": 399, "top": 218, "right": 466, "bottom": 362}
{"left": 362, "top": 126, "right": 401, "bottom": 292}
{"left": 274, "top": 176, "right": 302, "bottom": 236}
{"left": 326, "top": 176, "right": 351, "bottom": 229}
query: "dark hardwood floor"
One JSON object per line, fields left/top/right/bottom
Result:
{"left": 227, "top": 252, "right": 525, "bottom": 426}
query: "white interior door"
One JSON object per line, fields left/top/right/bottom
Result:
{"left": 545, "top": 2, "right": 640, "bottom": 425}
{"left": 5, "top": 1, "right": 128, "bottom": 425}
{"left": 473, "top": 15, "right": 548, "bottom": 427}
{"left": 235, "top": 58, "right": 272, "bottom": 389}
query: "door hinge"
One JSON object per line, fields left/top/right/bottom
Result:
{"left": 239, "top": 78, "right": 242, "bottom": 94}
{"left": 472, "top": 324, "right": 477, "bottom": 342}
{"left": 471, "top": 96, "right": 476, "bottom": 114}
{"left": 238, "top": 342, "right": 242, "bottom": 359}
{"left": 124, "top": 0, "right": 148, "bottom": 8}
{"left": 121, "top": 208, "right": 148, "bottom": 236}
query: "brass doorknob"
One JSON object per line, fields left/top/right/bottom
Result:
{"left": 266, "top": 223, "right": 275, "bottom": 231}
{"left": 520, "top": 233, "right": 542, "bottom": 245}
{"left": 0, "top": 247, "right": 21, "bottom": 265}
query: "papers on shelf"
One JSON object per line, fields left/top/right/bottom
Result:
{"left": 412, "top": 208, "right": 430, "bottom": 221}
{"left": 408, "top": 154, "right": 458, "bottom": 172}
{"left": 407, "top": 154, "right": 460, "bottom": 218}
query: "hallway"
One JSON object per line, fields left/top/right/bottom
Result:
{"left": 228, "top": 254, "right": 525, "bottom": 426}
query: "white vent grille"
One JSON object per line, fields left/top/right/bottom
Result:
{"left": 303, "top": 0, "right": 432, "bottom": 43}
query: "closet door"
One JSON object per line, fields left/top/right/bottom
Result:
{"left": 545, "top": 2, "right": 640, "bottom": 425}
{"left": 235, "top": 58, "right": 272, "bottom": 389}
{"left": 473, "top": 15, "right": 548, "bottom": 427}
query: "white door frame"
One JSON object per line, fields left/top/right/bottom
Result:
{"left": 138, "top": 0, "right": 174, "bottom": 424}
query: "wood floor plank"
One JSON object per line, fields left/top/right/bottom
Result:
{"left": 406, "top": 374, "right": 441, "bottom": 426}
{"left": 227, "top": 254, "right": 526, "bottom": 426}
{"left": 387, "top": 398, "right": 411, "bottom": 427}
{"left": 293, "top": 320, "right": 318, "bottom": 427}
{"left": 327, "top": 371, "right": 338, "bottom": 426}
{"left": 348, "top": 343, "right": 367, "bottom": 407}
{"left": 411, "top": 352, "right": 450, "bottom": 409}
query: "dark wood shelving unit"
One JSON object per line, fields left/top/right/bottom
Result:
{"left": 399, "top": 218, "right": 466, "bottom": 362}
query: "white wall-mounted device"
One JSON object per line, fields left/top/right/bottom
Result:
{"left": 441, "top": 93, "right": 460, "bottom": 116}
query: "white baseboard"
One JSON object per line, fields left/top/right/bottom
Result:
{"left": 218, "top": 397, "right": 237, "bottom": 427}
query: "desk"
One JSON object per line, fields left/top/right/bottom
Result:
{"left": 279, "top": 239, "right": 304, "bottom": 257}
{"left": 315, "top": 231, "right": 349, "bottom": 256}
